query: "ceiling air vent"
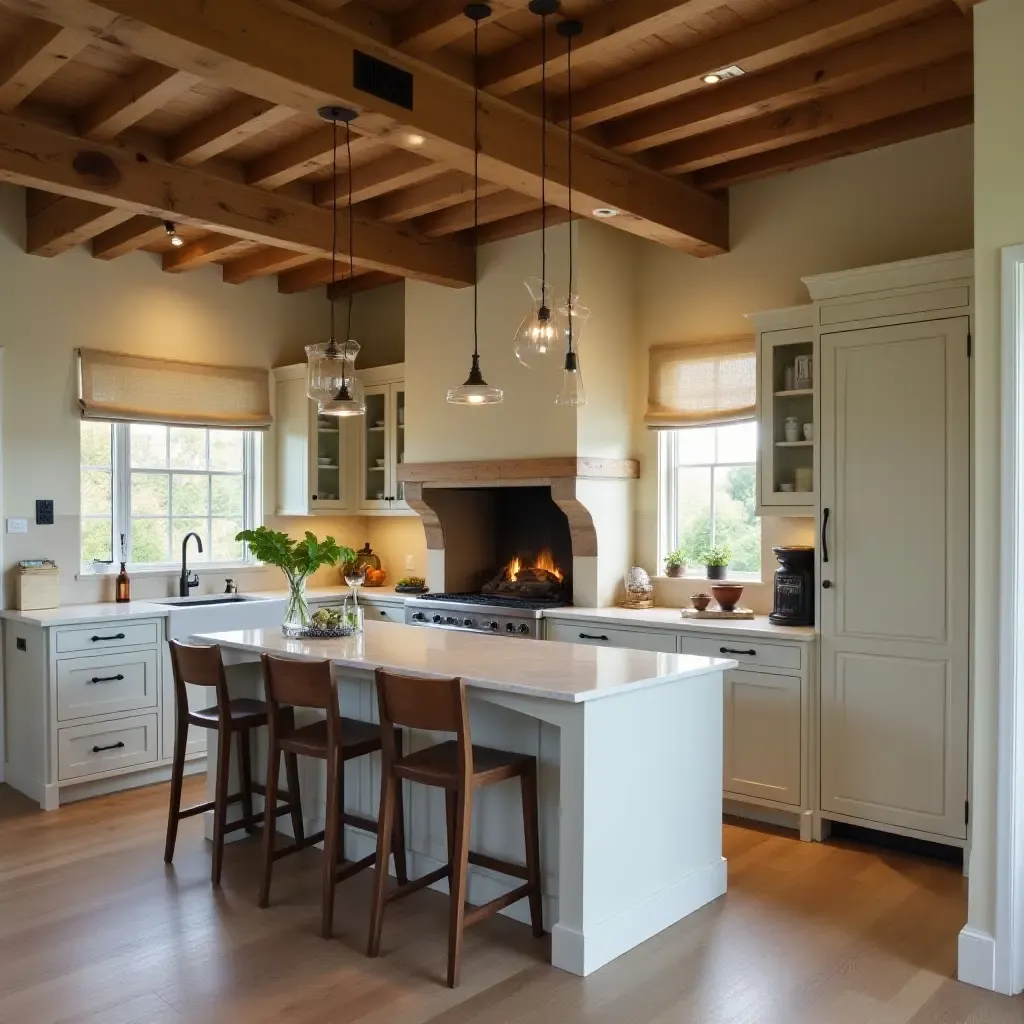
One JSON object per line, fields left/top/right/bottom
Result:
{"left": 354, "top": 50, "right": 414, "bottom": 111}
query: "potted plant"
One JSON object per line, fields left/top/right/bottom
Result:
{"left": 236, "top": 527, "right": 354, "bottom": 636}
{"left": 664, "top": 548, "right": 687, "bottom": 578}
{"left": 702, "top": 546, "right": 731, "bottom": 581}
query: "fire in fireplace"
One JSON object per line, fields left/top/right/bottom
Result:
{"left": 483, "top": 547, "right": 567, "bottom": 602}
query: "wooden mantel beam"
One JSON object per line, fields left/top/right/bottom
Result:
{"left": 0, "top": 112, "right": 474, "bottom": 285}
{"left": 0, "top": 0, "right": 728, "bottom": 256}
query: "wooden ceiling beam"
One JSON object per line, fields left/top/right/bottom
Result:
{"left": 325, "top": 271, "right": 402, "bottom": 299}
{"left": 469, "top": 205, "right": 575, "bottom": 246}
{"left": 0, "top": 112, "right": 474, "bottom": 285}
{"left": 606, "top": 10, "right": 972, "bottom": 153}
{"left": 313, "top": 150, "right": 441, "bottom": 207}
{"left": 696, "top": 96, "right": 973, "bottom": 191}
{"left": 483, "top": 0, "right": 722, "bottom": 97}
{"left": 245, "top": 126, "right": 378, "bottom": 190}
{"left": 168, "top": 96, "right": 295, "bottom": 165}
{"left": 221, "top": 246, "right": 316, "bottom": 283}
{"left": 278, "top": 260, "right": 369, "bottom": 294}
{"left": 161, "top": 232, "right": 251, "bottom": 272}
{"left": 374, "top": 170, "right": 501, "bottom": 223}
{"left": 415, "top": 191, "right": 539, "bottom": 237}
{"left": 561, "top": 0, "right": 943, "bottom": 127}
{"left": 952, "top": 0, "right": 984, "bottom": 10}
{"left": 394, "top": 0, "right": 515, "bottom": 55}
{"left": 652, "top": 53, "right": 973, "bottom": 174}
{"left": 91, "top": 214, "right": 166, "bottom": 258}
{"left": 26, "top": 193, "right": 133, "bottom": 256}
{"left": 79, "top": 61, "right": 198, "bottom": 140}
{"left": 0, "top": 19, "right": 87, "bottom": 111}
{"left": 3, "top": 0, "right": 727, "bottom": 255}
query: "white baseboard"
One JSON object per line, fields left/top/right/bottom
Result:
{"left": 552, "top": 856, "right": 728, "bottom": 977}
{"left": 958, "top": 926, "right": 996, "bottom": 990}
{"left": 59, "top": 760, "right": 205, "bottom": 806}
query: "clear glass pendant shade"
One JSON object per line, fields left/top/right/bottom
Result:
{"left": 515, "top": 277, "right": 565, "bottom": 367}
{"left": 447, "top": 354, "right": 503, "bottom": 405}
{"left": 306, "top": 339, "right": 365, "bottom": 417}
{"left": 554, "top": 299, "right": 590, "bottom": 407}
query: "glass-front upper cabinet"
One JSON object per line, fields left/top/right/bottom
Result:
{"left": 358, "top": 380, "right": 409, "bottom": 513}
{"left": 312, "top": 408, "right": 350, "bottom": 512}
{"left": 393, "top": 386, "right": 407, "bottom": 508}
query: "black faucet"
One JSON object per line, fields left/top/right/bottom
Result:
{"left": 179, "top": 532, "right": 203, "bottom": 597}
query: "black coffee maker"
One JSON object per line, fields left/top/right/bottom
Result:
{"left": 769, "top": 546, "right": 815, "bottom": 626}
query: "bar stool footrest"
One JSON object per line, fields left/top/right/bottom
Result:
{"left": 463, "top": 882, "right": 536, "bottom": 928}
{"left": 386, "top": 863, "right": 451, "bottom": 903}
{"left": 468, "top": 850, "right": 530, "bottom": 881}
{"left": 334, "top": 852, "right": 376, "bottom": 882}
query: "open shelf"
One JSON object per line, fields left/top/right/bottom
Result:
{"left": 775, "top": 440, "right": 814, "bottom": 448}
{"left": 774, "top": 388, "right": 813, "bottom": 398}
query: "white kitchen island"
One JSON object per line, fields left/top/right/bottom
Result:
{"left": 196, "top": 623, "right": 735, "bottom": 977}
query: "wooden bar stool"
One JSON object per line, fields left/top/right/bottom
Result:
{"left": 258, "top": 653, "right": 408, "bottom": 939}
{"left": 367, "top": 669, "right": 543, "bottom": 988}
{"left": 165, "top": 640, "right": 300, "bottom": 887}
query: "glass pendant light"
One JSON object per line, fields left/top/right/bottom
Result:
{"left": 306, "top": 106, "right": 365, "bottom": 417}
{"left": 448, "top": 4, "right": 503, "bottom": 407}
{"left": 514, "top": 0, "right": 563, "bottom": 368}
{"left": 555, "top": 18, "right": 586, "bottom": 407}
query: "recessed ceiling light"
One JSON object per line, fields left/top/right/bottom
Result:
{"left": 406, "top": 133, "right": 426, "bottom": 147}
{"left": 593, "top": 207, "right": 619, "bottom": 218}
{"left": 702, "top": 65, "right": 745, "bottom": 85}
{"left": 702, "top": 73, "right": 722, "bottom": 84}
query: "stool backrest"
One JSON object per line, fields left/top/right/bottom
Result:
{"left": 261, "top": 654, "right": 339, "bottom": 734}
{"left": 168, "top": 640, "right": 229, "bottom": 718}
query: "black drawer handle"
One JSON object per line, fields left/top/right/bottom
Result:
{"left": 91, "top": 741, "right": 125, "bottom": 753}
{"left": 379, "top": 609, "right": 387, "bottom": 615}
{"left": 88, "top": 674, "right": 125, "bottom": 684}
{"left": 579, "top": 632, "right": 610, "bottom": 641}
{"left": 720, "top": 646, "right": 757, "bottom": 656}
{"left": 90, "top": 633, "right": 126, "bottom": 642}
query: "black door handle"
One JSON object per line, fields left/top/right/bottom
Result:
{"left": 821, "top": 507, "right": 830, "bottom": 564}
{"left": 579, "top": 633, "right": 609, "bottom": 641}
{"left": 822, "top": 580, "right": 833, "bottom": 589}
{"left": 91, "top": 741, "right": 125, "bottom": 753}
{"left": 720, "top": 647, "right": 756, "bottom": 656}
{"left": 88, "top": 674, "right": 125, "bottom": 684}
{"left": 90, "top": 633, "right": 126, "bottom": 642}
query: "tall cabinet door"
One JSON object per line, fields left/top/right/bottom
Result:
{"left": 819, "top": 317, "right": 969, "bottom": 840}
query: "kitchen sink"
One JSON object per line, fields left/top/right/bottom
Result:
{"left": 157, "top": 591, "right": 287, "bottom": 640}
{"left": 151, "top": 594, "right": 270, "bottom": 607}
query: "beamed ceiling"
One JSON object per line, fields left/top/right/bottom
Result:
{"left": 0, "top": 0, "right": 977, "bottom": 294}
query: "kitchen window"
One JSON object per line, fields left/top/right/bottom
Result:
{"left": 80, "top": 421, "right": 261, "bottom": 571}
{"left": 659, "top": 421, "right": 761, "bottom": 579}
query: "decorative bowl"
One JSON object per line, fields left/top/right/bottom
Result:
{"left": 691, "top": 593, "right": 711, "bottom": 612}
{"left": 711, "top": 584, "right": 744, "bottom": 612}
{"left": 375, "top": 457, "right": 386, "bottom": 467}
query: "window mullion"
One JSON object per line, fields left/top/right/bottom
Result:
{"left": 115, "top": 423, "right": 131, "bottom": 564}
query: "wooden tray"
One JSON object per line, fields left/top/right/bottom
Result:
{"left": 680, "top": 607, "right": 755, "bottom": 620}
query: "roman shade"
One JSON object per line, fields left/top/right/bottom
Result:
{"left": 645, "top": 336, "right": 756, "bottom": 429}
{"left": 78, "top": 349, "right": 272, "bottom": 430}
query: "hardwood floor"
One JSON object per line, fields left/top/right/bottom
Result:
{"left": 0, "top": 779, "right": 1017, "bottom": 1023}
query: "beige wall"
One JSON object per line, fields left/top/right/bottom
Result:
{"left": 334, "top": 279, "right": 406, "bottom": 368}
{"left": 632, "top": 125, "right": 974, "bottom": 610}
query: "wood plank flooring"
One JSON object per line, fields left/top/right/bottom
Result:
{"left": 0, "top": 778, "right": 1017, "bottom": 1024}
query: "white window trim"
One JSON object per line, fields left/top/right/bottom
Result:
{"left": 657, "top": 425, "right": 762, "bottom": 583}
{"left": 81, "top": 423, "right": 263, "bottom": 575}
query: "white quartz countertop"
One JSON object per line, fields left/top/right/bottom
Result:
{"left": 198, "top": 622, "right": 737, "bottom": 703}
{"left": 544, "top": 606, "right": 816, "bottom": 641}
{"left": 0, "top": 600, "right": 173, "bottom": 627}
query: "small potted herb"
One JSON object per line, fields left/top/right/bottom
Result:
{"left": 702, "top": 546, "right": 731, "bottom": 581}
{"left": 664, "top": 548, "right": 687, "bottom": 578}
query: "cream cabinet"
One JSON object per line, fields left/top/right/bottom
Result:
{"left": 357, "top": 367, "right": 410, "bottom": 515}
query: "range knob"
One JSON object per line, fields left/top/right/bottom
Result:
{"left": 506, "top": 622, "right": 516, "bottom": 633}
{"left": 445, "top": 616, "right": 457, "bottom": 625}
{"left": 517, "top": 623, "right": 530, "bottom": 635}
{"left": 489, "top": 621, "right": 499, "bottom": 631}
{"left": 412, "top": 612, "right": 426, "bottom": 622}
{"left": 463, "top": 618, "right": 474, "bottom": 628}
{"left": 432, "top": 614, "right": 442, "bottom": 624}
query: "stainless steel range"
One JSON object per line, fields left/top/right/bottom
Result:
{"left": 404, "top": 593, "right": 567, "bottom": 640}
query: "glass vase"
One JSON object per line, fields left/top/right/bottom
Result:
{"left": 282, "top": 570, "right": 312, "bottom": 637}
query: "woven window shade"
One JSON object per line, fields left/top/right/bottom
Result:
{"left": 78, "top": 349, "right": 272, "bottom": 430}
{"left": 645, "top": 336, "right": 756, "bottom": 429}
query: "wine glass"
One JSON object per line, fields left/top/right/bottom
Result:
{"left": 344, "top": 564, "right": 366, "bottom": 622}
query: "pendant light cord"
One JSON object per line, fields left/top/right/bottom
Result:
{"left": 566, "top": 26, "right": 574, "bottom": 355}
{"left": 540, "top": 15, "right": 547, "bottom": 308}
{"left": 329, "top": 117, "right": 338, "bottom": 357}
{"left": 344, "top": 119, "right": 354, "bottom": 388}
{"left": 473, "top": 13, "right": 480, "bottom": 360}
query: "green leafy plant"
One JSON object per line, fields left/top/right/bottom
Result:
{"left": 235, "top": 527, "right": 354, "bottom": 577}
{"left": 664, "top": 548, "right": 687, "bottom": 568}
{"left": 701, "top": 546, "right": 731, "bottom": 567}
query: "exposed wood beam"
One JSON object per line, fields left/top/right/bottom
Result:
{"left": 394, "top": 0, "right": 514, "bottom": 55}
{"left": 161, "top": 232, "right": 251, "bottom": 272}
{"left": 6, "top": 0, "right": 728, "bottom": 255}
{"left": 313, "top": 150, "right": 442, "bottom": 207}
{"left": 91, "top": 214, "right": 166, "bottom": 258}
{"left": 79, "top": 62, "right": 198, "bottom": 140}
{"left": 168, "top": 96, "right": 294, "bottom": 165}
{"left": 221, "top": 246, "right": 316, "bottom": 283}
{"left": 952, "top": 0, "right": 983, "bottom": 10}
{"left": 246, "top": 126, "right": 378, "bottom": 190}
{"left": 470, "top": 206, "right": 575, "bottom": 246}
{"left": 26, "top": 193, "right": 133, "bottom": 256}
{"left": 0, "top": 113, "right": 474, "bottom": 285}
{"left": 561, "top": 0, "right": 942, "bottom": 127}
{"left": 0, "top": 20, "right": 87, "bottom": 111}
{"left": 415, "top": 191, "right": 539, "bottom": 237}
{"left": 325, "top": 271, "right": 401, "bottom": 299}
{"left": 696, "top": 96, "right": 973, "bottom": 191}
{"left": 374, "top": 170, "right": 501, "bottom": 223}
{"left": 606, "top": 10, "right": 971, "bottom": 153}
{"left": 483, "top": 0, "right": 722, "bottom": 97}
{"left": 277, "top": 260, "right": 367, "bottom": 294}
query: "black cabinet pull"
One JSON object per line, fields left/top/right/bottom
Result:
{"left": 579, "top": 632, "right": 609, "bottom": 641}
{"left": 821, "top": 507, "right": 830, "bottom": 564}
{"left": 720, "top": 646, "right": 756, "bottom": 656}
{"left": 90, "top": 633, "right": 126, "bottom": 642}
{"left": 88, "top": 674, "right": 125, "bottom": 684}
{"left": 91, "top": 741, "right": 125, "bottom": 753}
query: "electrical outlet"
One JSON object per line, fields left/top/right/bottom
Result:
{"left": 35, "top": 499, "right": 54, "bottom": 525}
{"left": 405, "top": 554, "right": 415, "bottom": 570}
{"left": 6, "top": 518, "right": 27, "bottom": 534}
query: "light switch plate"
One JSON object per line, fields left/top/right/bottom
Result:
{"left": 6, "top": 518, "right": 28, "bottom": 534}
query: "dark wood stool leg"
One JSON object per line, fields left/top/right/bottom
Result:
{"left": 367, "top": 771, "right": 397, "bottom": 958}
{"left": 444, "top": 789, "right": 456, "bottom": 868}
{"left": 521, "top": 763, "right": 544, "bottom": 937}
{"left": 164, "top": 715, "right": 188, "bottom": 864}
{"left": 211, "top": 726, "right": 233, "bottom": 887}
{"left": 283, "top": 752, "right": 304, "bottom": 843}
{"left": 391, "top": 730, "right": 408, "bottom": 885}
{"left": 321, "top": 747, "right": 342, "bottom": 939}
{"left": 258, "top": 742, "right": 281, "bottom": 909}
{"left": 238, "top": 727, "right": 256, "bottom": 835}
{"left": 447, "top": 787, "right": 472, "bottom": 988}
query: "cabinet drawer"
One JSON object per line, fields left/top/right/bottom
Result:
{"left": 363, "top": 602, "right": 405, "bottom": 624}
{"left": 56, "top": 650, "right": 159, "bottom": 721}
{"left": 547, "top": 621, "right": 677, "bottom": 653}
{"left": 677, "top": 634, "right": 802, "bottom": 671}
{"left": 55, "top": 620, "right": 160, "bottom": 655}
{"left": 57, "top": 714, "right": 159, "bottom": 781}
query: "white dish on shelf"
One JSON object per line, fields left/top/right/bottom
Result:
{"left": 375, "top": 457, "right": 385, "bottom": 467}
{"left": 374, "top": 420, "right": 385, "bottom": 428}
